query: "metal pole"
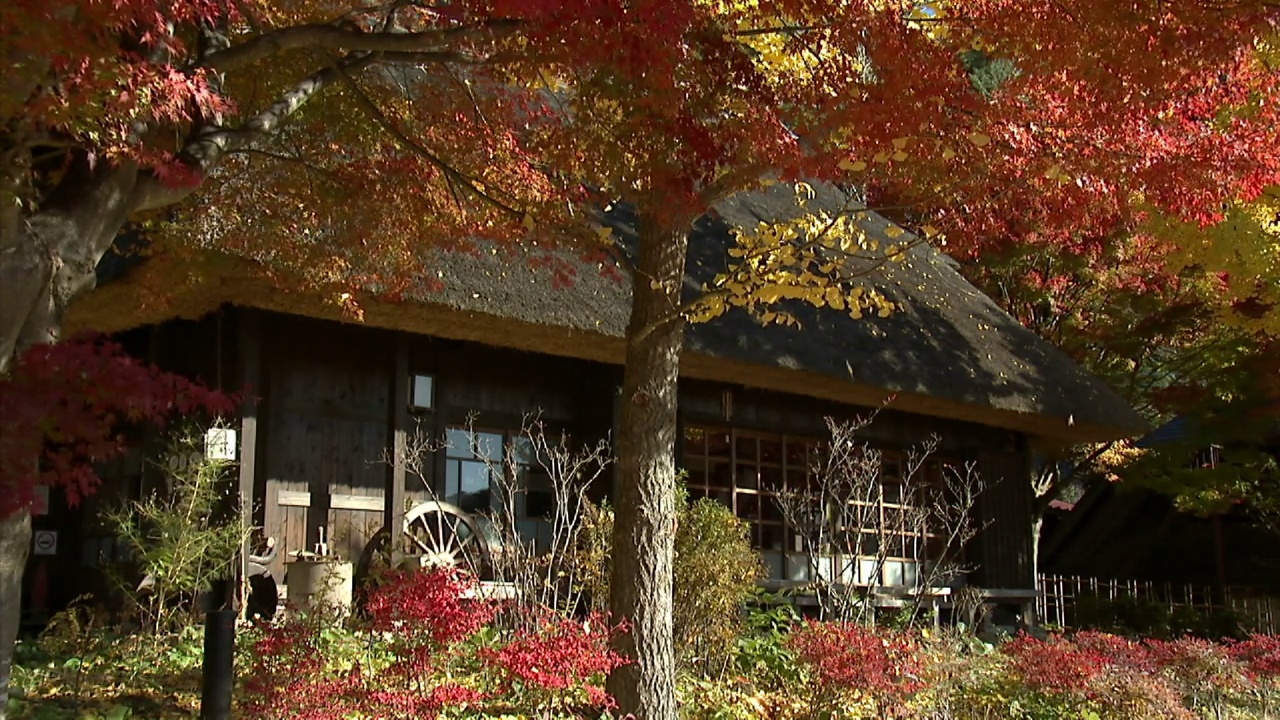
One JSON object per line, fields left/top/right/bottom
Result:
{"left": 200, "top": 579, "right": 235, "bottom": 720}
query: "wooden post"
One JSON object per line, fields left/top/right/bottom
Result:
{"left": 386, "top": 335, "right": 410, "bottom": 565}
{"left": 238, "top": 310, "right": 262, "bottom": 551}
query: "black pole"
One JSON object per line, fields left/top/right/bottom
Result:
{"left": 200, "top": 578, "right": 235, "bottom": 720}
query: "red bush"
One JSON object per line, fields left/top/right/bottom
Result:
{"left": 243, "top": 569, "right": 628, "bottom": 718}
{"left": 788, "top": 621, "right": 923, "bottom": 701}
{"left": 1072, "top": 630, "right": 1155, "bottom": 673}
{"left": 484, "top": 613, "right": 630, "bottom": 702}
{"left": 1002, "top": 634, "right": 1108, "bottom": 694}
{"left": 1228, "top": 634, "right": 1280, "bottom": 681}
{"left": 365, "top": 568, "right": 494, "bottom": 645}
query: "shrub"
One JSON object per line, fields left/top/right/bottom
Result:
{"left": 734, "top": 593, "right": 804, "bottom": 689}
{"left": 576, "top": 483, "right": 764, "bottom": 675}
{"left": 242, "top": 568, "right": 628, "bottom": 719}
{"left": 1002, "top": 633, "right": 1108, "bottom": 695}
{"left": 788, "top": 620, "right": 922, "bottom": 717}
{"left": 483, "top": 613, "right": 629, "bottom": 710}
{"left": 105, "top": 426, "right": 249, "bottom": 633}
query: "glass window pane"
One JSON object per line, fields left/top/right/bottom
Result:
{"left": 760, "top": 438, "right": 782, "bottom": 464}
{"left": 735, "top": 434, "right": 757, "bottom": 462}
{"left": 736, "top": 464, "right": 758, "bottom": 490}
{"left": 446, "top": 462, "right": 460, "bottom": 496}
{"left": 446, "top": 428, "right": 472, "bottom": 458}
{"left": 410, "top": 374, "right": 434, "bottom": 409}
{"left": 760, "top": 523, "right": 783, "bottom": 551}
{"left": 685, "top": 465, "right": 708, "bottom": 490}
{"left": 760, "top": 466, "right": 783, "bottom": 492}
{"left": 707, "top": 430, "right": 731, "bottom": 458}
{"left": 510, "top": 435, "right": 536, "bottom": 468}
{"left": 450, "top": 461, "right": 492, "bottom": 512}
{"left": 736, "top": 493, "right": 760, "bottom": 520}
{"left": 474, "top": 432, "right": 503, "bottom": 462}
{"left": 785, "top": 441, "right": 808, "bottom": 468}
{"left": 708, "top": 462, "right": 733, "bottom": 488}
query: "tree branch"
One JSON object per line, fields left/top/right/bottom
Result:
{"left": 200, "top": 20, "right": 520, "bottom": 73}
{"left": 334, "top": 65, "right": 525, "bottom": 220}
{"left": 133, "top": 53, "right": 378, "bottom": 211}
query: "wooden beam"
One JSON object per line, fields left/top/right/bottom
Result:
{"left": 386, "top": 335, "right": 410, "bottom": 561}
{"left": 278, "top": 491, "right": 384, "bottom": 513}
{"left": 237, "top": 310, "right": 263, "bottom": 569}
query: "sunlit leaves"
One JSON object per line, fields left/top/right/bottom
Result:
{"left": 685, "top": 185, "right": 909, "bottom": 325}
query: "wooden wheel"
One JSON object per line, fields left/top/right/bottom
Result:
{"left": 401, "top": 500, "right": 491, "bottom": 576}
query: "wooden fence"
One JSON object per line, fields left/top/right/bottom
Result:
{"left": 1037, "top": 574, "right": 1280, "bottom": 635}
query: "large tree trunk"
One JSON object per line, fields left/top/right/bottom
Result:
{"left": 606, "top": 218, "right": 689, "bottom": 720}
{"left": 0, "top": 510, "right": 30, "bottom": 719}
{"left": 0, "top": 160, "right": 147, "bottom": 720}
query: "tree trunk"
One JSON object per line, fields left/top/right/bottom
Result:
{"left": 0, "top": 509, "right": 31, "bottom": 720}
{"left": 606, "top": 218, "right": 689, "bottom": 720}
{"left": 0, "top": 160, "right": 147, "bottom": 719}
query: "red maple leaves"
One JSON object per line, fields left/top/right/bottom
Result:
{"left": 0, "top": 336, "right": 234, "bottom": 518}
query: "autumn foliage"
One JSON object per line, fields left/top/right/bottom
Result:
{"left": 242, "top": 568, "right": 629, "bottom": 719}
{"left": 0, "top": 336, "right": 234, "bottom": 518}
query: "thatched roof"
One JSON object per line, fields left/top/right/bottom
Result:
{"left": 68, "top": 182, "right": 1144, "bottom": 443}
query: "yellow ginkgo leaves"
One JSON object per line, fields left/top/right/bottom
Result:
{"left": 684, "top": 210, "right": 906, "bottom": 326}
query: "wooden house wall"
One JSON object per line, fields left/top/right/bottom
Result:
{"left": 973, "top": 450, "right": 1035, "bottom": 589}
{"left": 251, "top": 312, "right": 617, "bottom": 574}
{"left": 678, "top": 380, "right": 1036, "bottom": 590}
{"left": 258, "top": 315, "right": 395, "bottom": 571}
{"left": 28, "top": 307, "right": 1047, "bottom": 628}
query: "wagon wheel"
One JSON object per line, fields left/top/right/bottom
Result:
{"left": 402, "top": 500, "right": 492, "bottom": 578}
{"left": 354, "top": 501, "right": 493, "bottom": 594}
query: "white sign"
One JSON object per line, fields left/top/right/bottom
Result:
{"left": 204, "top": 427, "right": 238, "bottom": 461}
{"left": 33, "top": 530, "right": 57, "bottom": 556}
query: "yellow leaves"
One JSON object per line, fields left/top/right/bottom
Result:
{"left": 884, "top": 225, "right": 905, "bottom": 239}
{"left": 595, "top": 225, "right": 614, "bottom": 242}
{"left": 521, "top": 213, "right": 536, "bottom": 232}
{"left": 1043, "top": 164, "right": 1072, "bottom": 184}
{"left": 1140, "top": 198, "right": 1280, "bottom": 335}
{"left": 941, "top": 147, "right": 957, "bottom": 161}
{"left": 838, "top": 158, "right": 868, "bottom": 173}
{"left": 966, "top": 132, "right": 991, "bottom": 148}
{"left": 794, "top": 181, "right": 816, "bottom": 206}
{"left": 692, "top": 209, "right": 904, "bottom": 327}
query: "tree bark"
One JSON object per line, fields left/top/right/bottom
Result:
{"left": 0, "top": 509, "right": 31, "bottom": 719}
{"left": 0, "top": 161, "right": 149, "bottom": 720}
{"left": 606, "top": 218, "right": 689, "bottom": 720}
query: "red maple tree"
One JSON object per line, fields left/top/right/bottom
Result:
{"left": 2, "top": 1, "right": 1280, "bottom": 717}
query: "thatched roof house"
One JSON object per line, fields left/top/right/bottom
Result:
{"left": 71, "top": 181, "right": 1142, "bottom": 444}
